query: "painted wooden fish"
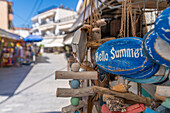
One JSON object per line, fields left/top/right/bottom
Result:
{"left": 125, "top": 66, "right": 169, "bottom": 84}
{"left": 155, "top": 7, "right": 170, "bottom": 44}
{"left": 143, "top": 29, "right": 170, "bottom": 67}
{"left": 121, "top": 63, "right": 159, "bottom": 79}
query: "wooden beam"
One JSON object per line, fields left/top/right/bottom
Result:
{"left": 155, "top": 93, "right": 166, "bottom": 101}
{"left": 156, "top": 86, "right": 170, "bottom": 97}
{"left": 56, "top": 87, "right": 95, "bottom": 97}
{"left": 103, "top": 94, "right": 139, "bottom": 105}
{"left": 62, "top": 101, "right": 87, "bottom": 113}
{"left": 55, "top": 71, "right": 98, "bottom": 80}
{"left": 56, "top": 86, "right": 151, "bottom": 106}
{"left": 87, "top": 37, "right": 116, "bottom": 48}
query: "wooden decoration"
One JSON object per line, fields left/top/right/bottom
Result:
{"left": 112, "top": 83, "right": 127, "bottom": 93}
{"left": 103, "top": 94, "right": 115, "bottom": 102}
{"left": 96, "top": 19, "right": 107, "bottom": 26}
{"left": 92, "top": 27, "right": 100, "bottom": 32}
{"left": 126, "top": 66, "right": 170, "bottom": 84}
{"left": 72, "top": 29, "right": 87, "bottom": 63}
{"left": 70, "top": 80, "right": 80, "bottom": 89}
{"left": 155, "top": 93, "right": 166, "bottom": 101}
{"left": 81, "top": 24, "right": 90, "bottom": 33}
{"left": 71, "top": 63, "right": 80, "bottom": 72}
{"left": 57, "top": 87, "right": 95, "bottom": 97}
{"left": 122, "top": 63, "right": 159, "bottom": 79}
{"left": 56, "top": 86, "right": 151, "bottom": 106}
{"left": 95, "top": 37, "right": 154, "bottom": 75}
{"left": 143, "top": 29, "right": 170, "bottom": 67}
{"left": 155, "top": 7, "right": 170, "bottom": 44}
{"left": 103, "top": 94, "right": 138, "bottom": 105}
{"left": 71, "top": 97, "right": 79, "bottom": 106}
{"left": 126, "top": 74, "right": 167, "bottom": 84}
{"left": 55, "top": 71, "right": 98, "bottom": 80}
{"left": 62, "top": 101, "right": 87, "bottom": 113}
{"left": 156, "top": 86, "right": 170, "bottom": 97}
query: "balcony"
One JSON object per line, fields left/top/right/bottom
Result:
{"left": 56, "top": 15, "right": 77, "bottom": 24}
{"left": 40, "top": 18, "right": 54, "bottom": 25}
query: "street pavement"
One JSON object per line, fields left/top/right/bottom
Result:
{"left": 0, "top": 53, "right": 70, "bottom": 113}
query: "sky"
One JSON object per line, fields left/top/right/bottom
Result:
{"left": 12, "top": 0, "right": 79, "bottom": 28}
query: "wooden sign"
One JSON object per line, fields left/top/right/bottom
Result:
{"left": 72, "top": 29, "right": 87, "bottom": 63}
{"left": 126, "top": 66, "right": 169, "bottom": 84}
{"left": 155, "top": 15, "right": 170, "bottom": 44}
{"left": 121, "top": 63, "right": 159, "bottom": 79}
{"left": 126, "top": 75, "right": 166, "bottom": 84}
{"left": 156, "top": 85, "right": 170, "bottom": 97}
{"left": 95, "top": 37, "right": 154, "bottom": 75}
{"left": 153, "top": 66, "right": 170, "bottom": 85}
{"left": 153, "top": 76, "right": 169, "bottom": 85}
{"left": 143, "top": 30, "right": 170, "bottom": 67}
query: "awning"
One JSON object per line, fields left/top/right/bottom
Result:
{"left": 64, "top": 37, "right": 73, "bottom": 45}
{"left": 44, "top": 38, "right": 64, "bottom": 47}
{"left": 24, "top": 35, "right": 43, "bottom": 42}
{"left": 67, "top": 0, "right": 167, "bottom": 33}
{"left": 67, "top": 0, "right": 106, "bottom": 33}
{"left": 63, "top": 32, "right": 74, "bottom": 45}
{"left": 44, "top": 43, "right": 64, "bottom": 47}
{"left": 36, "top": 38, "right": 53, "bottom": 46}
{"left": 0, "top": 28, "right": 22, "bottom": 41}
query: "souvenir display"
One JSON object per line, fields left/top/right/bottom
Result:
{"left": 143, "top": 30, "right": 170, "bottom": 67}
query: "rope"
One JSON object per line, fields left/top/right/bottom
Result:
{"left": 127, "top": 0, "right": 130, "bottom": 37}
{"left": 123, "top": 0, "right": 127, "bottom": 37}
{"left": 83, "top": 0, "right": 88, "bottom": 25}
{"left": 129, "top": 0, "right": 136, "bottom": 37}
{"left": 120, "top": 0, "right": 125, "bottom": 37}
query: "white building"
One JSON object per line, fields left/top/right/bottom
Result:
{"left": 14, "top": 27, "right": 30, "bottom": 38}
{"left": 31, "top": 5, "right": 77, "bottom": 49}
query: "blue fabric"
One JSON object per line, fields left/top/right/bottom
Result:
{"left": 23, "top": 35, "right": 43, "bottom": 42}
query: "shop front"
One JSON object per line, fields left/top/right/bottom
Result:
{"left": 0, "top": 28, "right": 23, "bottom": 67}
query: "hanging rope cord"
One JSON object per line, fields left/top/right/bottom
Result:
{"left": 82, "top": 0, "right": 88, "bottom": 25}
{"left": 120, "top": 0, "right": 136, "bottom": 37}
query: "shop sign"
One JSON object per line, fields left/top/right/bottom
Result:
{"left": 95, "top": 37, "right": 154, "bottom": 75}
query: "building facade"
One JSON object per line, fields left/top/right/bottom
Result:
{"left": 14, "top": 27, "right": 30, "bottom": 38}
{"left": 0, "top": 0, "right": 13, "bottom": 31}
{"left": 31, "top": 6, "right": 77, "bottom": 48}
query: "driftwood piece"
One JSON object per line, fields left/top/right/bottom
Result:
{"left": 55, "top": 71, "right": 98, "bottom": 80}
{"left": 57, "top": 87, "right": 95, "bottom": 97}
{"left": 156, "top": 86, "right": 170, "bottom": 97}
{"left": 155, "top": 93, "right": 166, "bottom": 101}
{"left": 103, "top": 94, "right": 139, "bottom": 105}
{"left": 82, "top": 80, "right": 88, "bottom": 113}
{"left": 62, "top": 101, "right": 87, "bottom": 113}
{"left": 56, "top": 86, "right": 151, "bottom": 106}
{"left": 87, "top": 37, "right": 116, "bottom": 48}
{"left": 103, "top": 94, "right": 115, "bottom": 102}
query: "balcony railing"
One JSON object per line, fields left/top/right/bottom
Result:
{"left": 56, "top": 15, "right": 76, "bottom": 23}
{"left": 40, "top": 18, "right": 54, "bottom": 25}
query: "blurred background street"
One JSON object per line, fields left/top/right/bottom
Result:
{"left": 0, "top": 53, "right": 70, "bottom": 113}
